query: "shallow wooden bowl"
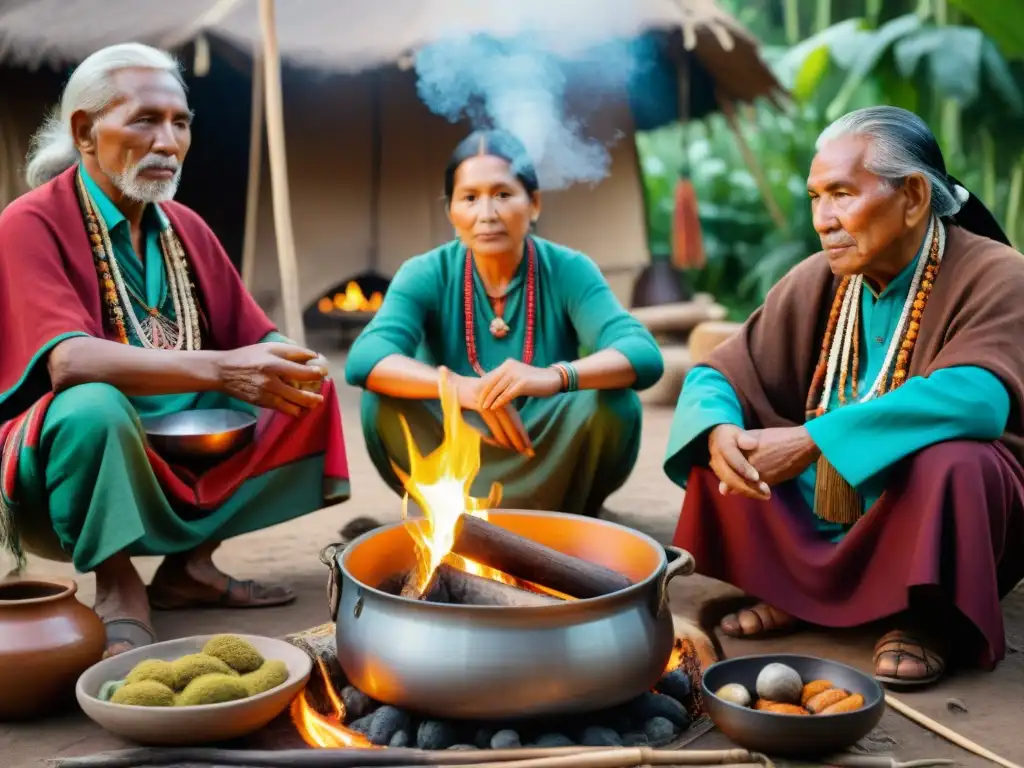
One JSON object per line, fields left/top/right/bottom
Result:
{"left": 76, "top": 633, "right": 311, "bottom": 745}
{"left": 702, "top": 653, "right": 885, "bottom": 757}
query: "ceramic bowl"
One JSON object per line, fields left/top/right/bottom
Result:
{"left": 76, "top": 633, "right": 311, "bottom": 745}
{"left": 701, "top": 653, "right": 885, "bottom": 757}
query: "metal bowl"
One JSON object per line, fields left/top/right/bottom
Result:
{"left": 142, "top": 408, "right": 257, "bottom": 464}
{"left": 701, "top": 654, "right": 885, "bottom": 757}
{"left": 324, "top": 509, "right": 696, "bottom": 720}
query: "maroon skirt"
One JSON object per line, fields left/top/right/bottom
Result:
{"left": 672, "top": 440, "right": 1024, "bottom": 669}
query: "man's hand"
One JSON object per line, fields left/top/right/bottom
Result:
{"left": 216, "top": 342, "right": 326, "bottom": 417}
{"left": 744, "top": 426, "right": 820, "bottom": 488}
{"left": 708, "top": 424, "right": 770, "bottom": 500}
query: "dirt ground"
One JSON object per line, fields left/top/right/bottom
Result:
{"left": 5, "top": 351, "right": 1023, "bottom": 767}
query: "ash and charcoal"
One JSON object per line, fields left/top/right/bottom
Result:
{"left": 337, "top": 667, "right": 695, "bottom": 750}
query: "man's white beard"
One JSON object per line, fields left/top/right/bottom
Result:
{"left": 106, "top": 155, "right": 182, "bottom": 203}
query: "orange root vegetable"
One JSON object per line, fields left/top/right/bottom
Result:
{"left": 754, "top": 699, "right": 810, "bottom": 715}
{"left": 821, "top": 693, "right": 866, "bottom": 714}
{"left": 800, "top": 679, "right": 835, "bottom": 706}
{"left": 806, "top": 688, "right": 850, "bottom": 714}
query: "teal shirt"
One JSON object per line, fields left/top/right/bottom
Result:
{"left": 345, "top": 237, "right": 664, "bottom": 390}
{"left": 664, "top": 243, "right": 1011, "bottom": 541}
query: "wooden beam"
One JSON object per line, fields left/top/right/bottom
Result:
{"left": 258, "top": 0, "right": 306, "bottom": 345}
{"left": 240, "top": 45, "right": 264, "bottom": 290}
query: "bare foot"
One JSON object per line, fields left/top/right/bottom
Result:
{"left": 719, "top": 602, "right": 801, "bottom": 638}
{"left": 94, "top": 553, "right": 156, "bottom": 658}
{"left": 147, "top": 540, "right": 295, "bottom": 610}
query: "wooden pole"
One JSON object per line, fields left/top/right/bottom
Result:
{"left": 240, "top": 45, "right": 264, "bottom": 290}
{"left": 258, "top": 0, "right": 306, "bottom": 346}
{"left": 717, "top": 94, "right": 789, "bottom": 234}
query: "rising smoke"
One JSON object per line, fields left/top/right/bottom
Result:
{"left": 414, "top": 7, "right": 658, "bottom": 191}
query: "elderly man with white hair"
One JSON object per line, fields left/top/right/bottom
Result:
{"left": 664, "top": 106, "right": 1024, "bottom": 687}
{"left": 0, "top": 43, "right": 351, "bottom": 657}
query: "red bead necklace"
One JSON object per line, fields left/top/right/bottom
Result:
{"left": 464, "top": 238, "right": 537, "bottom": 376}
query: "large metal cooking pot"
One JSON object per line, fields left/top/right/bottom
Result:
{"left": 320, "top": 509, "right": 695, "bottom": 720}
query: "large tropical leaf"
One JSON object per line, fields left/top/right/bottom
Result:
{"left": 947, "top": 0, "right": 1024, "bottom": 60}
{"left": 768, "top": 17, "right": 869, "bottom": 94}
{"left": 825, "top": 13, "right": 923, "bottom": 120}
{"left": 893, "top": 27, "right": 1024, "bottom": 112}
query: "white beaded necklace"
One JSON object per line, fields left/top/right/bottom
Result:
{"left": 817, "top": 214, "right": 945, "bottom": 411}
{"left": 87, "top": 189, "right": 202, "bottom": 351}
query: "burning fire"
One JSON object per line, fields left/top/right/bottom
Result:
{"left": 291, "top": 658, "right": 375, "bottom": 748}
{"left": 318, "top": 281, "right": 383, "bottom": 314}
{"left": 392, "top": 368, "right": 516, "bottom": 592}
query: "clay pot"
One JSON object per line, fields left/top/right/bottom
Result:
{"left": 0, "top": 577, "right": 105, "bottom": 720}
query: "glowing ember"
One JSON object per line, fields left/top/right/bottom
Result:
{"left": 318, "top": 281, "right": 384, "bottom": 314}
{"left": 291, "top": 658, "right": 375, "bottom": 748}
{"left": 391, "top": 368, "right": 516, "bottom": 592}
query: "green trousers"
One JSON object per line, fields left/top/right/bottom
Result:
{"left": 14, "top": 383, "right": 327, "bottom": 572}
{"left": 360, "top": 388, "right": 643, "bottom": 517}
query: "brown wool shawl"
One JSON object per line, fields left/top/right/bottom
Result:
{"left": 702, "top": 223, "right": 1024, "bottom": 467}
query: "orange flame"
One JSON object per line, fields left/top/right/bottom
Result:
{"left": 291, "top": 658, "right": 376, "bottom": 749}
{"left": 319, "top": 281, "right": 384, "bottom": 314}
{"left": 391, "top": 369, "right": 516, "bottom": 591}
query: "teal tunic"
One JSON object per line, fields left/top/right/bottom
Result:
{"left": 345, "top": 237, "right": 664, "bottom": 517}
{"left": 664, "top": 241, "right": 1010, "bottom": 541}
{"left": 3, "top": 167, "right": 331, "bottom": 572}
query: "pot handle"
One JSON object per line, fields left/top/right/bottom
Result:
{"left": 319, "top": 541, "right": 348, "bottom": 623}
{"left": 656, "top": 545, "right": 696, "bottom": 617}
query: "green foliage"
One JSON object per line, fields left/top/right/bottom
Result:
{"left": 636, "top": 1, "right": 1024, "bottom": 319}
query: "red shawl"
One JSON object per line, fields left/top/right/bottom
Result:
{"left": 702, "top": 223, "right": 1024, "bottom": 466}
{"left": 0, "top": 166, "right": 349, "bottom": 518}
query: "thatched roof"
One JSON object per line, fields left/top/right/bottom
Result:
{"left": 0, "top": 0, "right": 784, "bottom": 107}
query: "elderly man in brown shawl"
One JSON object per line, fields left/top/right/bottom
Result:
{"left": 663, "top": 106, "right": 1024, "bottom": 687}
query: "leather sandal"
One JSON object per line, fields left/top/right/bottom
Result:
{"left": 103, "top": 617, "right": 156, "bottom": 659}
{"left": 873, "top": 629, "right": 947, "bottom": 686}
{"left": 719, "top": 602, "right": 801, "bottom": 638}
{"left": 147, "top": 575, "right": 296, "bottom": 610}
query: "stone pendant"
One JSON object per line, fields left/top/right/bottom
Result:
{"left": 490, "top": 316, "right": 510, "bottom": 338}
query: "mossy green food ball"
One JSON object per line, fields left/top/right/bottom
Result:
{"left": 176, "top": 673, "right": 251, "bottom": 706}
{"left": 110, "top": 680, "right": 176, "bottom": 707}
{"left": 125, "top": 659, "right": 177, "bottom": 689}
{"left": 241, "top": 659, "right": 289, "bottom": 696}
{"left": 202, "top": 634, "right": 264, "bottom": 673}
{"left": 171, "top": 653, "right": 236, "bottom": 689}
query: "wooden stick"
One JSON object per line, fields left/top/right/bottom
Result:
{"left": 258, "top": 0, "right": 306, "bottom": 345}
{"left": 885, "top": 693, "right": 1023, "bottom": 768}
{"left": 48, "top": 746, "right": 764, "bottom": 768}
{"left": 437, "top": 563, "right": 562, "bottom": 607}
{"left": 450, "top": 514, "right": 632, "bottom": 599}
{"left": 240, "top": 43, "right": 264, "bottom": 290}
{"left": 400, "top": 567, "right": 448, "bottom": 602}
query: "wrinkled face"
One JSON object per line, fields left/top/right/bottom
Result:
{"left": 807, "top": 135, "right": 923, "bottom": 278}
{"left": 447, "top": 154, "right": 540, "bottom": 256}
{"left": 76, "top": 67, "right": 192, "bottom": 203}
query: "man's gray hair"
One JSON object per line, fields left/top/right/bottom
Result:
{"left": 815, "top": 106, "right": 969, "bottom": 218}
{"left": 24, "top": 43, "right": 185, "bottom": 190}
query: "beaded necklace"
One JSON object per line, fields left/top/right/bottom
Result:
{"left": 74, "top": 172, "right": 203, "bottom": 351}
{"left": 464, "top": 238, "right": 537, "bottom": 376}
{"left": 804, "top": 214, "right": 945, "bottom": 524}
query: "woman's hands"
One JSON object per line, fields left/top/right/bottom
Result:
{"left": 216, "top": 342, "right": 327, "bottom": 417}
{"left": 707, "top": 424, "right": 820, "bottom": 500}
{"left": 448, "top": 363, "right": 559, "bottom": 456}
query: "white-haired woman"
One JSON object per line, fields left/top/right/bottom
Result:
{"left": 0, "top": 43, "right": 349, "bottom": 657}
{"left": 664, "top": 106, "right": 1024, "bottom": 686}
